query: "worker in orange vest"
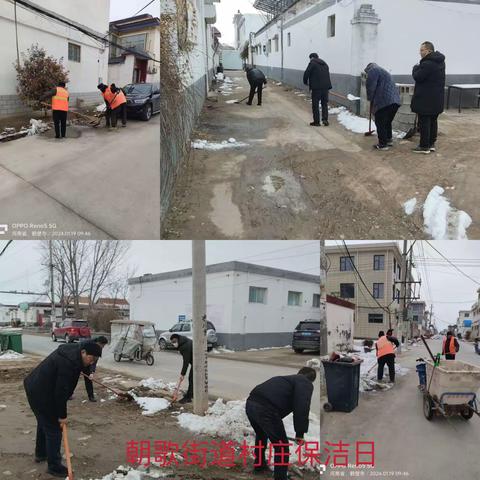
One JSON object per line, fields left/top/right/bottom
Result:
{"left": 43, "top": 81, "right": 69, "bottom": 139}
{"left": 375, "top": 330, "right": 399, "bottom": 383}
{"left": 97, "top": 83, "right": 114, "bottom": 129}
{"left": 442, "top": 331, "right": 459, "bottom": 360}
{"left": 109, "top": 84, "right": 127, "bottom": 129}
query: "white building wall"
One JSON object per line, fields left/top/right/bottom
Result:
{"left": 326, "top": 301, "right": 355, "bottom": 353}
{"left": 108, "top": 56, "right": 136, "bottom": 87}
{"left": 221, "top": 49, "right": 243, "bottom": 70}
{"left": 0, "top": 0, "right": 110, "bottom": 116}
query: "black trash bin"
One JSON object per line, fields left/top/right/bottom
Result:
{"left": 322, "top": 359, "right": 362, "bottom": 412}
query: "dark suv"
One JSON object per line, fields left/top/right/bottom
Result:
{"left": 292, "top": 319, "right": 321, "bottom": 353}
{"left": 124, "top": 83, "right": 160, "bottom": 121}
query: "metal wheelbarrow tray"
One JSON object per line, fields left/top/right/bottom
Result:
{"left": 423, "top": 360, "right": 480, "bottom": 420}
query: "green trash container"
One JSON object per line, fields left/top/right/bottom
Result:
{"left": 7, "top": 332, "right": 23, "bottom": 354}
{"left": 0, "top": 332, "right": 9, "bottom": 352}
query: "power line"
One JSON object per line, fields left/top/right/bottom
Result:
{"left": 0, "top": 241, "right": 13, "bottom": 258}
{"left": 134, "top": 0, "right": 158, "bottom": 16}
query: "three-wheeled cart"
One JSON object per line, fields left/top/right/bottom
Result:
{"left": 422, "top": 359, "right": 480, "bottom": 421}
{"left": 111, "top": 320, "right": 157, "bottom": 366}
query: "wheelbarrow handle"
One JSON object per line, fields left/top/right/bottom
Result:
{"left": 420, "top": 335, "right": 437, "bottom": 363}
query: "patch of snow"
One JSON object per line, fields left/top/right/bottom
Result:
{"left": 306, "top": 358, "right": 321, "bottom": 370}
{"left": 262, "top": 175, "right": 277, "bottom": 194}
{"left": 337, "top": 109, "right": 371, "bottom": 134}
{"left": 403, "top": 198, "right": 417, "bottom": 215}
{"left": 210, "top": 346, "right": 235, "bottom": 354}
{"left": 246, "top": 345, "right": 291, "bottom": 351}
{"left": 133, "top": 395, "right": 170, "bottom": 415}
{"left": 328, "top": 107, "right": 344, "bottom": 115}
{"left": 191, "top": 139, "right": 248, "bottom": 151}
{"left": 93, "top": 465, "right": 172, "bottom": 479}
{"left": 0, "top": 350, "right": 24, "bottom": 360}
{"left": 26, "top": 119, "right": 49, "bottom": 136}
{"left": 96, "top": 103, "right": 106, "bottom": 112}
{"left": 423, "top": 185, "right": 472, "bottom": 239}
{"left": 347, "top": 94, "right": 361, "bottom": 101}
{"left": 215, "top": 73, "right": 225, "bottom": 81}
{"left": 139, "top": 377, "right": 177, "bottom": 391}
{"left": 224, "top": 77, "right": 233, "bottom": 84}
{"left": 225, "top": 99, "right": 239, "bottom": 104}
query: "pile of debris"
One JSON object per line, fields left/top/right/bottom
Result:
{"left": 0, "top": 119, "right": 51, "bottom": 143}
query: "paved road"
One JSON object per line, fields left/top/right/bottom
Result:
{"left": 322, "top": 338, "right": 480, "bottom": 479}
{"left": 0, "top": 116, "right": 160, "bottom": 239}
{"left": 22, "top": 334, "right": 321, "bottom": 409}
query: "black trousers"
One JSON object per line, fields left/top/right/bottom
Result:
{"left": 418, "top": 114, "right": 439, "bottom": 149}
{"left": 84, "top": 375, "right": 94, "bottom": 398}
{"left": 311, "top": 89, "right": 329, "bottom": 124}
{"left": 248, "top": 82, "right": 263, "bottom": 105}
{"left": 377, "top": 353, "right": 396, "bottom": 381}
{"left": 105, "top": 108, "right": 112, "bottom": 128}
{"left": 445, "top": 353, "right": 456, "bottom": 360}
{"left": 52, "top": 110, "right": 67, "bottom": 138}
{"left": 112, "top": 104, "right": 127, "bottom": 127}
{"left": 31, "top": 409, "right": 63, "bottom": 469}
{"left": 246, "top": 399, "right": 289, "bottom": 480}
{"left": 185, "top": 364, "right": 194, "bottom": 399}
{"left": 374, "top": 104, "right": 399, "bottom": 146}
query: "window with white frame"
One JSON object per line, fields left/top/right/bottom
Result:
{"left": 68, "top": 43, "right": 81, "bottom": 62}
{"left": 288, "top": 291, "right": 302, "bottom": 306}
{"left": 249, "top": 286, "right": 267, "bottom": 304}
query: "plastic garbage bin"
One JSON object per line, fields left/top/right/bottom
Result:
{"left": 0, "top": 332, "right": 9, "bottom": 352}
{"left": 7, "top": 332, "right": 23, "bottom": 354}
{"left": 322, "top": 359, "right": 362, "bottom": 412}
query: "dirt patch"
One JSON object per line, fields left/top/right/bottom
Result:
{"left": 0, "top": 361, "right": 317, "bottom": 479}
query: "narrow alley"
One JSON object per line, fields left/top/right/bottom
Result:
{"left": 163, "top": 71, "right": 480, "bottom": 240}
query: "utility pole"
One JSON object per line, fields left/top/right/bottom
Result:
{"left": 49, "top": 241, "right": 55, "bottom": 326}
{"left": 406, "top": 245, "right": 414, "bottom": 341}
{"left": 192, "top": 240, "right": 208, "bottom": 415}
{"left": 399, "top": 240, "right": 408, "bottom": 343}
{"left": 319, "top": 240, "right": 328, "bottom": 355}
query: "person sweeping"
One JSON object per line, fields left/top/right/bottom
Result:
{"left": 442, "top": 331, "right": 459, "bottom": 360}
{"left": 376, "top": 330, "right": 399, "bottom": 383}
{"left": 23, "top": 342, "right": 101, "bottom": 477}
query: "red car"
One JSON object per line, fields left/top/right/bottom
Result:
{"left": 52, "top": 319, "right": 91, "bottom": 343}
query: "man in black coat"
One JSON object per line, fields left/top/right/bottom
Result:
{"left": 170, "top": 334, "right": 194, "bottom": 403}
{"left": 245, "top": 367, "right": 316, "bottom": 479}
{"left": 23, "top": 343, "right": 101, "bottom": 477}
{"left": 303, "top": 53, "right": 332, "bottom": 127}
{"left": 411, "top": 41, "right": 446, "bottom": 154}
{"left": 245, "top": 66, "right": 267, "bottom": 106}
{"left": 80, "top": 336, "right": 108, "bottom": 402}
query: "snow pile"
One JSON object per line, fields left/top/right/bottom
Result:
{"left": 403, "top": 197, "right": 417, "bottom": 215}
{"left": 246, "top": 345, "right": 291, "bottom": 351}
{"left": 224, "top": 77, "right": 233, "bottom": 84}
{"left": 423, "top": 185, "right": 472, "bottom": 240}
{"left": 347, "top": 94, "right": 361, "bottom": 101}
{"left": 328, "top": 107, "right": 343, "bottom": 115}
{"left": 0, "top": 350, "right": 25, "bottom": 360}
{"left": 191, "top": 138, "right": 248, "bottom": 150}
{"left": 355, "top": 350, "right": 409, "bottom": 392}
{"left": 215, "top": 72, "right": 225, "bottom": 81}
{"left": 210, "top": 346, "right": 235, "bottom": 354}
{"left": 225, "top": 99, "right": 239, "bottom": 104}
{"left": 133, "top": 395, "right": 170, "bottom": 415}
{"left": 306, "top": 358, "right": 321, "bottom": 370}
{"left": 275, "top": 82, "right": 282, "bottom": 86}
{"left": 139, "top": 377, "right": 178, "bottom": 391}
{"left": 27, "top": 119, "right": 49, "bottom": 136}
{"left": 96, "top": 103, "right": 106, "bottom": 112}
{"left": 177, "top": 399, "right": 320, "bottom": 472}
{"left": 94, "top": 465, "right": 172, "bottom": 479}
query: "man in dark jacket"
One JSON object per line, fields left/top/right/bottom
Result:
{"left": 411, "top": 41, "right": 446, "bottom": 154}
{"left": 245, "top": 367, "right": 316, "bottom": 479}
{"left": 170, "top": 334, "right": 193, "bottom": 403}
{"left": 245, "top": 66, "right": 267, "bottom": 106}
{"left": 365, "top": 63, "right": 401, "bottom": 150}
{"left": 80, "top": 336, "right": 108, "bottom": 402}
{"left": 303, "top": 53, "right": 332, "bottom": 127}
{"left": 24, "top": 343, "right": 101, "bottom": 477}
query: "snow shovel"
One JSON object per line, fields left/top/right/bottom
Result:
{"left": 168, "top": 377, "right": 184, "bottom": 408}
{"left": 364, "top": 103, "right": 375, "bottom": 136}
{"left": 62, "top": 423, "right": 74, "bottom": 480}
{"left": 40, "top": 102, "right": 101, "bottom": 127}
{"left": 403, "top": 114, "right": 418, "bottom": 140}
{"left": 80, "top": 372, "right": 134, "bottom": 401}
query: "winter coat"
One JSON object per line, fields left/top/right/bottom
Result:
{"left": 24, "top": 344, "right": 87, "bottom": 420}
{"left": 176, "top": 335, "right": 193, "bottom": 376}
{"left": 248, "top": 374, "right": 314, "bottom": 438}
{"left": 303, "top": 58, "right": 332, "bottom": 91}
{"left": 246, "top": 68, "right": 267, "bottom": 86}
{"left": 411, "top": 51, "right": 446, "bottom": 115}
{"left": 365, "top": 64, "right": 401, "bottom": 114}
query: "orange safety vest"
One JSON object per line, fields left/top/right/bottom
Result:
{"left": 443, "top": 336, "right": 456, "bottom": 355}
{"left": 109, "top": 90, "right": 127, "bottom": 110}
{"left": 102, "top": 86, "right": 115, "bottom": 104}
{"left": 376, "top": 335, "right": 395, "bottom": 358}
{"left": 51, "top": 86, "right": 69, "bottom": 112}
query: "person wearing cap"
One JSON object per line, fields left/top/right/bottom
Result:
{"left": 23, "top": 342, "right": 102, "bottom": 477}
{"left": 170, "top": 333, "right": 194, "bottom": 404}
{"left": 97, "top": 83, "right": 114, "bottom": 129}
{"left": 245, "top": 367, "right": 316, "bottom": 479}
{"left": 42, "top": 81, "right": 69, "bottom": 139}
{"left": 109, "top": 83, "right": 128, "bottom": 128}
{"left": 376, "top": 330, "right": 400, "bottom": 383}
{"left": 80, "top": 336, "right": 108, "bottom": 402}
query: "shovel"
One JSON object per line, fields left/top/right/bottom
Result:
{"left": 80, "top": 372, "right": 134, "bottom": 401}
{"left": 40, "top": 102, "right": 101, "bottom": 127}
{"left": 61, "top": 423, "right": 74, "bottom": 480}
{"left": 364, "top": 103, "right": 375, "bottom": 136}
{"left": 234, "top": 84, "right": 267, "bottom": 104}
{"left": 168, "top": 377, "right": 184, "bottom": 409}
{"left": 403, "top": 114, "right": 418, "bottom": 140}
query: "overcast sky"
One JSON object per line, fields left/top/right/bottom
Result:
{"left": 214, "top": 0, "right": 262, "bottom": 46}
{"left": 1, "top": 240, "right": 479, "bottom": 330}
{"left": 110, "top": 0, "right": 160, "bottom": 21}
{"left": 0, "top": 240, "right": 319, "bottom": 305}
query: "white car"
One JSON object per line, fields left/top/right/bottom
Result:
{"left": 157, "top": 320, "right": 217, "bottom": 351}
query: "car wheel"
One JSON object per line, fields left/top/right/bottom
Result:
{"left": 207, "top": 346, "right": 213, "bottom": 352}
{"left": 52, "top": 333, "right": 57, "bottom": 342}
{"left": 159, "top": 339, "right": 167, "bottom": 350}
{"left": 65, "top": 334, "right": 70, "bottom": 343}
{"left": 141, "top": 104, "right": 152, "bottom": 121}
{"left": 323, "top": 402, "right": 333, "bottom": 412}
{"left": 146, "top": 353, "right": 154, "bottom": 366}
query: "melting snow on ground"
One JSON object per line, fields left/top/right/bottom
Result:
{"left": 215, "top": 72, "right": 225, "bottom": 81}
{"left": 93, "top": 465, "right": 172, "bottom": 479}
{"left": 177, "top": 398, "right": 320, "bottom": 471}
{"left": 191, "top": 138, "right": 248, "bottom": 150}
{"left": 423, "top": 185, "right": 472, "bottom": 239}
{"left": 347, "top": 94, "right": 361, "bottom": 101}
{"left": 139, "top": 377, "right": 178, "bottom": 391}
{"left": 210, "top": 346, "right": 235, "bottom": 354}
{"left": 0, "top": 350, "right": 25, "bottom": 360}
{"left": 27, "top": 119, "right": 49, "bottom": 136}
{"left": 247, "top": 345, "right": 291, "bottom": 351}
{"left": 403, "top": 197, "right": 417, "bottom": 215}
{"left": 225, "top": 99, "right": 239, "bottom": 104}
{"left": 133, "top": 395, "right": 170, "bottom": 415}
{"left": 96, "top": 103, "right": 106, "bottom": 112}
